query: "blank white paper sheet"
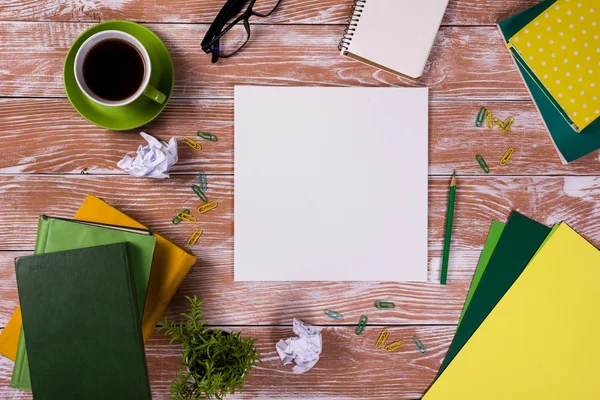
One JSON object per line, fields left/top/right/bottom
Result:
{"left": 234, "top": 86, "right": 428, "bottom": 281}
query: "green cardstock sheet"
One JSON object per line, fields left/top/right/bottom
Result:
{"left": 457, "top": 220, "right": 505, "bottom": 326}
{"left": 437, "top": 212, "right": 552, "bottom": 378}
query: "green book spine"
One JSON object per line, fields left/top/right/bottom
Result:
{"left": 10, "top": 216, "right": 49, "bottom": 390}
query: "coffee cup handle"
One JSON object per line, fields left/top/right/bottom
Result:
{"left": 143, "top": 84, "right": 167, "bottom": 104}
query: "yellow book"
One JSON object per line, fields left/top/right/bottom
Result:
{"left": 0, "top": 196, "right": 196, "bottom": 359}
{"left": 424, "top": 223, "right": 600, "bottom": 399}
{"left": 0, "top": 306, "right": 22, "bottom": 361}
{"left": 508, "top": 0, "right": 600, "bottom": 131}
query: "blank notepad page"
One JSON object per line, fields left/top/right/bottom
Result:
{"left": 234, "top": 86, "right": 428, "bottom": 281}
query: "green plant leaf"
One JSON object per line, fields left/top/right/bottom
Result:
{"left": 160, "top": 296, "right": 261, "bottom": 399}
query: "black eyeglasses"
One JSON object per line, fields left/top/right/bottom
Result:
{"left": 201, "top": 0, "right": 282, "bottom": 63}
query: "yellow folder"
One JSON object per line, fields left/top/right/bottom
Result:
{"left": 424, "top": 223, "right": 600, "bottom": 399}
{"left": 0, "top": 196, "right": 196, "bottom": 360}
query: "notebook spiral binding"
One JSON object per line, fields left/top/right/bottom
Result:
{"left": 338, "top": 0, "right": 366, "bottom": 52}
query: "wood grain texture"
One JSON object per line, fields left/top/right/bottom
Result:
{"left": 0, "top": 22, "right": 530, "bottom": 100}
{"left": 0, "top": 249, "right": 476, "bottom": 326}
{"left": 1, "top": 98, "right": 599, "bottom": 175}
{"left": 0, "top": 175, "right": 598, "bottom": 326}
{"left": 0, "top": 326, "right": 455, "bottom": 400}
{"left": 0, "top": 0, "right": 539, "bottom": 26}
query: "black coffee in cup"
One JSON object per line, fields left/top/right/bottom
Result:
{"left": 82, "top": 39, "right": 145, "bottom": 102}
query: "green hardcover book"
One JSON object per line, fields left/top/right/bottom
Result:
{"left": 498, "top": 0, "right": 600, "bottom": 163}
{"left": 436, "top": 212, "right": 552, "bottom": 378}
{"left": 11, "top": 216, "right": 156, "bottom": 391}
{"left": 15, "top": 243, "right": 151, "bottom": 400}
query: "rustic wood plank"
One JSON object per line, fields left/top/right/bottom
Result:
{"left": 0, "top": 22, "right": 529, "bottom": 100}
{"left": 0, "top": 0, "right": 539, "bottom": 26}
{"left": 0, "top": 176, "right": 598, "bottom": 252}
{"left": 0, "top": 248, "right": 476, "bottom": 326}
{"left": 0, "top": 176, "right": 598, "bottom": 325}
{"left": 1, "top": 98, "right": 599, "bottom": 175}
{"left": 0, "top": 325, "right": 454, "bottom": 399}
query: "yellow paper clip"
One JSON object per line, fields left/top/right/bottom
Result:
{"left": 177, "top": 212, "right": 197, "bottom": 223}
{"left": 412, "top": 336, "right": 426, "bottom": 354}
{"left": 493, "top": 116, "right": 514, "bottom": 133}
{"left": 492, "top": 117, "right": 505, "bottom": 132}
{"left": 503, "top": 116, "right": 514, "bottom": 132}
{"left": 384, "top": 340, "right": 404, "bottom": 352}
{"left": 183, "top": 137, "right": 202, "bottom": 150}
{"left": 375, "top": 329, "right": 389, "bottom": 348}
{"left": 500, "top": 147, "right": 515, "bottom": 166}
{"left": 172, "top": 208, "right": 190, "bottom": 224}
{"left": 485, "top": 109, "right": 493, "bottom": 130}
{"left": 188, "top": 228, "right": 203, "bottom": 246}
{"left": 198, "top": 201, "right": 218, "bottom": 214}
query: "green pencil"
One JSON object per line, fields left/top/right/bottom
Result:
{"left": 440, "top": 170, "right": 457, "bottom": 285}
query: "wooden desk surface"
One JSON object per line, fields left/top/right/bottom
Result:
{"left": 1, "top": 0, "right": 599, "bottom": 398}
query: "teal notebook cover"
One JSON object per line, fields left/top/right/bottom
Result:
{"left": 499, "top": 0, "right": 600, "bottom": 163}
{"left": 15, "top": 243, "right": 151, "bottom": 400}
{"left": 11, "top": 216, "right": 156, "bottom": 391}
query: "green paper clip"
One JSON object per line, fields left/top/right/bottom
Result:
{"left": 355, "top": 315, "right": 368, "bottom": 335}
{"left": 324, "top": 309, "right": 344, "bottom": 321}
{"left": 475, "top": 107, "right": 487, "bottom": 127}
{"left": 198, "top": 171, "right": 208, "bottom": 191}
{"left": 196, "top": 131, "right": 218, "bottom": 142}
{"left": 412, "top": 336, "right": 426, "bottom": 354}
{"left": 192, "top": 185, "right": 208, "bottom": 203}
{"left": 476, "top": 155, "right": 490, "bottom": 174}
{"left": 172, "top": 208, "right": 191, "bottom": 224}
{"left": 374, "top": 301, "right": 395, "bottom": 309}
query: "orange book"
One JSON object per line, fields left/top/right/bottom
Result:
{"left": 0, "top": 195, "right": 196, "bottom": 360}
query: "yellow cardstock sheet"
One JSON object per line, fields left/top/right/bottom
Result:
{"left": 424, "top": 223, "right": 600, "bottom": 400}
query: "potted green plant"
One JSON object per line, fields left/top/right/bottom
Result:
{"left": 159, "top": 296, "right": 261, "bottom": 400}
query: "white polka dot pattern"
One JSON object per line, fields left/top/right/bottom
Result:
{"left": 509, "top": 0, "right": 599, "bottom": 130}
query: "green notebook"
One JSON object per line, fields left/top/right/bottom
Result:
{"left": 437, "top": 212, "right": 552, "bottom": 378}
{"left": 499, "top": 0, "right": 600, "bottom": 163}
{"left": 11, "top": 216, "right": 156, "bottom": 391}
{"left": 15, "top": 243, "right": 151, "bottom": 400}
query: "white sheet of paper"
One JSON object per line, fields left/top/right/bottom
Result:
{"left": 234, "top": 86, "right": 428, "bottom": 281}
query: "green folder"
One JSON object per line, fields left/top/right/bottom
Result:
{"left": 15, "top": 243, "right": 151, "bottom": 399}
{"left": 499, "top": 0, "right": 600, "bottom": 163}
{"left": 457, "top": 220, "right": 505, "bottom": 326}
{"left": 11, "top": 216, "right": 156, "bottom": 391}
{"left": 437, "top": 212, "right": 552, "bottom": 378}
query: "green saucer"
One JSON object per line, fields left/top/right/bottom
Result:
{"left": 64, "top": 21, "right": 174, "bottom": 131}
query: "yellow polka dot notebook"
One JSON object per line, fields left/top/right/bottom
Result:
{"left": 508, "top": 0, "right": 599, "bottom": 132}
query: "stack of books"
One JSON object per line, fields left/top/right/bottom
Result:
{"left": 499, "top": 0, "right": 600, "bottom": 163}
{"left": 424, "top": 212, "right": 600, "bottom": 399}
{"left": 0, "top": 196, "right": 196, "bottom": 398}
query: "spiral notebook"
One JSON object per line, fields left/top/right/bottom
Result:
{"left": 339, "top": 0, "right": 450, "bottom": 79}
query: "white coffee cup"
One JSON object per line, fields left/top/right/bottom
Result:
{"left": 74, "top": 30, "right": 166, "bottom": 107}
